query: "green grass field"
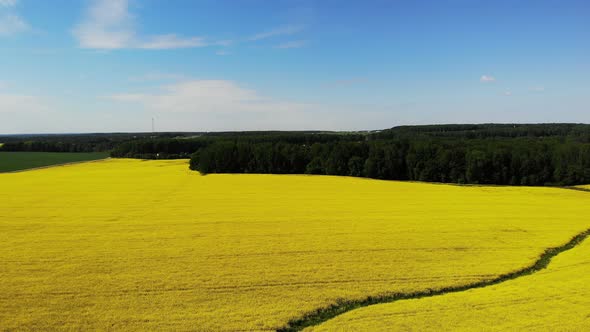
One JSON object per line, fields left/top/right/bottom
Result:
{"left": 0, "top": 152, "right": 109, "bottom": 172}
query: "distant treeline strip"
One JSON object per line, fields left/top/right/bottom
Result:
{"left": 3, "top": 124, "right": 590, "bottom": 186}
{"left": 0, "top": 133, "right": 182, "bottom": 153}
{"left": 109, "top": 133, "right": 363, "bottom": 159}
{"left": 0, "top": 141, "right": 112, "bottom": 153}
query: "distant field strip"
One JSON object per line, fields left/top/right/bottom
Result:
{"left": 1, "top": 159, "right": 590, "bottom": 330}
{"left": 0, "top": 152, "right": 108, "bottom": 172}
{"left": 310, "top": 226, "right": 590, "bottom": 331}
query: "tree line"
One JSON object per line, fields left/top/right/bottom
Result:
{"left": 109, "top": 133, "right": 363, "bottom": 159}
{"left": 0, "top": 133, "right": 184, "bottom": 153}
{"left": 372, "top": 123, "right": 590, "bottom": 141}
{"left": 189, "top": 125, "right": 590, "bottom": 186}
{"left": 2, "top": 124, "right": 590, "bottom": 185}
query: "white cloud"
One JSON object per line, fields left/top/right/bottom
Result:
{"left": 0, "top": 93, "right": 67, "bottom": 134}
{"left": 215, "top": 40, "right": 233, "bottom": 47}
{"left": 504, "top": 90, "right": 512, "bottom": 96}
{"left": 0, "top": 14, "right": 29, "bottom": 36}
{"left": 324, "top": 78, "right": 368, "bottom": 88}
{"left": 274, "top": 40, "right": 307, "bottom": 49}
{"left": 480, "top": 75, "right": 496, "bottom": 83}
{"left": 107, "top": 80, "right": 309, "bottom": 113}
{"left": 128, "top": 72, "right": 185, "bottom": 82}
{"left": 530, "top": 86, "right": 545, "bottom": 92}
{"left": 139, "top": 34, "right": 207, "bottom": 49}
{"left": 216, "top": 50, "right": 230, "bottom": 56}
{"left": 73, "top": 1, "right": 301, "bottom": 50}
{"left": 30, "top": 48, "right": 61, "bottom": 55}
{"left": 73, "top": 0, "right": 210, "bottom": 50}
{"left": 103, "top": 80, "right": 407, "bottom": 132}
{"left": 248, "top": 25, "right": 305, "bottom": 41}
{"left": 0, "top": 0, "right": 17, "bottom": 7}
{"left": 107, "top": 93, "right": 145, "bottom": 103}
{"left": 0, "top": 94, "right": 49, "bottom": 113}
{"left": 104, "top": 80, "right": 334, "bottom": 130}
{"left": 72, "top": 0, "right": 134, "bottom": 49}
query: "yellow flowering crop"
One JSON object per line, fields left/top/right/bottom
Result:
{"left": 311, "top": 228, "right": 590, "bottom": 331}
{"left": 1, "top": 159, "right": 589, "bottom": 331}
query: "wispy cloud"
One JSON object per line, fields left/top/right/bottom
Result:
{"left": 504, "top": 90, "right": 512, "bottom": 96}
{"left": 72, "top": 0, "right": 136, "bottom": 49}
{"left": 103, "top": 79, "right": 402, "bottom": 132}
{"left": 30, "top": 48, "right": 61, "bottom": 55}
{"left": 274, "top": 40, "right": 307, "bottom": 49}
{"left": 106, "top": 80, "right": 306, "bottom": 113}
{"left": 0, "top": 13, "right": 29, "bottom": 36}
{"left": 0, "top": 0, "right": 32, "bottom": 37}
{"left": 323, "top": 78, "right": 368, "bottom": 88}
{"left": 216, "top": 50, "right": 230, "bottom": 56}
{"left": 107, "top": 80, "right": 282, "bottom": 112}
{"left": 480, "top": 75, "right": 496, "bottom": 83}
{"left": 139, "top": 34, "right": 206, "bottom": 49}
{"left": 0, "top": 0, "right": 17, "bottom": 7}
{"left": 0, "top": 92, "right": 61, "bottom": 134}
{"left": 215, "top": 40, "right": 233, "bottom": 47}
{"left": 103, "top": 80, "right": 336, "bottom": 131}
{"left": 73, "top": 0, "right": 213, "bottom": 50}
{"left": 128, "top": 72, "right": 185, "bottom": 82}
{"left": 530, "top": 86, "right": 545, "bottom": 92}
{"left": 73, "top": 1, "right": 303, "bottom": 51}
{"left": 0, "top": 93, "right": 49, "bottom": 113}
{"left": 248, "top": 24, "right": 305, "bottom": 41}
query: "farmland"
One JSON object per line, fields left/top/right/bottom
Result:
{"left": 1, "top": 159, "right": 590, "bottom": 331}
{"left": 310, "top": 228, "right": 590, "bottom": 331}
{"left": 0, "top": 152, "right": 108, "bottom": 172}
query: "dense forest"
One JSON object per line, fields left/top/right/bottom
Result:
{"left": 2, "top": 124, "right": 590, "bottom": 186}
{"left": 188, "top": 124, "right": 590, "bottom": 186}
{"left": 190, "top": 137, "right": 590, "bottom": 186}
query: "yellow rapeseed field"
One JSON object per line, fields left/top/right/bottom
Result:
{"left": 310, "top": 229, "right": 590, "bottom": 331}
{"left": 1, "top": 159, "right": 589, "bottom": 331}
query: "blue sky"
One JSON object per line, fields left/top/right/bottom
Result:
{"left": 0, "top": 0, "right": 588, "bottom": 133}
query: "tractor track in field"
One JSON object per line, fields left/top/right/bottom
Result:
{"left": 278, "top": 188, "right": 590, "bottom": 331}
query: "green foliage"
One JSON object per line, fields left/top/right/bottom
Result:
{"left": 188, "top": 125, "right": 590, "bottom": 186}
